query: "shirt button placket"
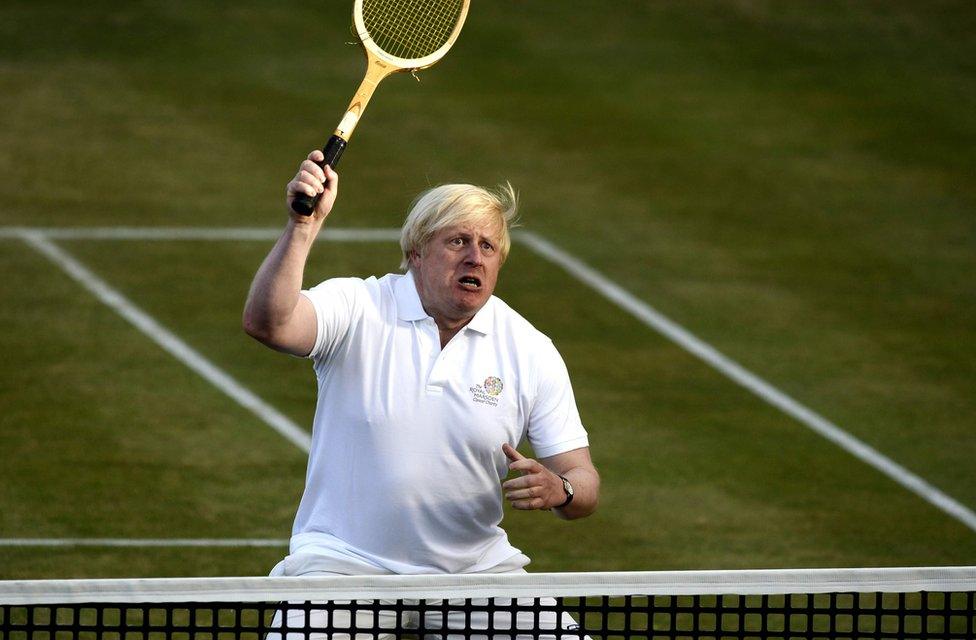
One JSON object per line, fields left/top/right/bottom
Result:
{"left": 425, "top": 319, "right": 446, "bottom": 395}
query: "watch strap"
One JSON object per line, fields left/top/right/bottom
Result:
{"left": 555, "top": 474, "right": 574, "bottom": 509}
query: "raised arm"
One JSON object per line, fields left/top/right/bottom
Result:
{"left": 242, "top": 151, "right": 338, "bottom": 356}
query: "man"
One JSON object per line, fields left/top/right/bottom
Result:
{"left": 245, "top": 150, "right": 599, "bottom": 634}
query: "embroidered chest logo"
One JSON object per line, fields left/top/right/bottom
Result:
{"left": 470, "top": 376, "right": 504, "bottom": 407}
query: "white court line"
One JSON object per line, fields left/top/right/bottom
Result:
{"left": 517, "top": 230, "right": 976, "bottom": 534}
{"left": 0, "top": 539, "right": 288, "bottom": 548}
{"left": 17, "top": 230, "right": 313, "bottom": 453}
{"left": 7, "top": 226, "right": 974, "bottom": 539}
{"left": 0, "top": 227, "right": 401, "bottom": 241}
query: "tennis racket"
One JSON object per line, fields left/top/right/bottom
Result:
{"left": 291, "top": 0, "right": 471, "bottom": 215}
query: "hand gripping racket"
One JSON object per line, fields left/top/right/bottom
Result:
{"left": 291, "top": 0, "right": 471, "bottom": 215}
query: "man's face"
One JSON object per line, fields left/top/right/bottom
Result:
{"left": 410, "top": 218, "right": 504, "bottom": 327}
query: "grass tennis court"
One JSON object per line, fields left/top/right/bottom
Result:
{"left": 2, "top": 1, "right": 974, "bottom": 578}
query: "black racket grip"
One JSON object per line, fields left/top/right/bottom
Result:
{"left": 291, "top": 135, "right": 347, "bottom": 216}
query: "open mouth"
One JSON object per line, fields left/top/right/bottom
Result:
{"left": 458, "top": 275, "right": 482, "bottom": 290}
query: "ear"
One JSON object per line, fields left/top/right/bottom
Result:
{"left": 409, "top": 249, "right": 422, "bottom": 269}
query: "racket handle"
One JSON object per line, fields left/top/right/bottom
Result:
{"left": 291, "top": 135, "right": 347, "bottom": 216}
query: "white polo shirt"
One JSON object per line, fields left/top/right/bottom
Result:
{"left": 289, "top": 271, "right": 588, "bottom": 574}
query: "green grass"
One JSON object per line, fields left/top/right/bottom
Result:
{"left": 1, "top": 0, "right": 974, "bottom": 578}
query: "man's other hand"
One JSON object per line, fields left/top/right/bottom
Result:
{"left": 501, "top": 443, "right": 566, "bottom": 510}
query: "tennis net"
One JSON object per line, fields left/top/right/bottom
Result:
{"left": 1, "top": 567, "right": 974, "bottom": 640}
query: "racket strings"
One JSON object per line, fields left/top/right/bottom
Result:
{"left": 362, "top": 0, "right": 464, "bottom": 61}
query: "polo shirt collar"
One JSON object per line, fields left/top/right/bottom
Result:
{"left": 395, "top": 270, "right": 495, "bottom": 335}
{"left": 395, "top": 271, "right": 428, "bottom": 322}
{"left": 464, "top": 298, "right": 494, "bottom": 336}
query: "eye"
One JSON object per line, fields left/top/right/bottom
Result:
{"left": 449, "top": 237, "right": 465, "bottom": 246}
{"left": 480, "top": 241, "right": 495, "bottom": 253}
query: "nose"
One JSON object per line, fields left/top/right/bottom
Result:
{"left": 464, "top": 243, "right": 483, "bottom": 265}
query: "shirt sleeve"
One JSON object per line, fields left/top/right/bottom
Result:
{"left": 300, "top": 277, "right": 366, "bottom": 361}
{"left": 526, "top": 339, "right": 589, "bottom": 458}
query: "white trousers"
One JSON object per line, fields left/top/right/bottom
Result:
{"left": 266, "top": 552, "right": 588, "bottom": 640}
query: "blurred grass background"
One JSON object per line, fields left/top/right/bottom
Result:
{"left": 1, "top": 0, "right": 974, "bottom": 577}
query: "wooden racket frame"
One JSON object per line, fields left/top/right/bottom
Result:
{"left": 335, "top": 0, "right": 471, "bottom": 142}
{"left": 290, "top": 0, "right": 470, "bottom": 215}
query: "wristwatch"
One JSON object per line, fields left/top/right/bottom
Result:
{"left": 555, "top": 475, "right": 574, "bottom": 509}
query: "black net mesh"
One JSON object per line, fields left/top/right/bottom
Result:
{"left": 3, "top": 590, "right": 975, "bottom": 640}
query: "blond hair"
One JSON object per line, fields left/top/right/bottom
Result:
{"left": 399, "top": 183, "right": 519, "bottom": 270}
